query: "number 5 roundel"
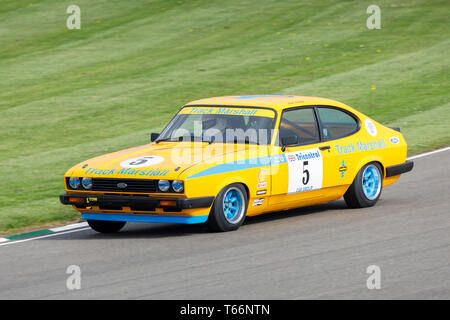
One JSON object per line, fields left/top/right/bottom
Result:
{"left": 286, "top": 148, "right": 323, "bottom": 194}
{"left": 120, "top": 156, "right": 165, "bottom": 168}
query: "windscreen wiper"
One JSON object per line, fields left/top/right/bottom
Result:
{"left": 156, "top": 136, "right": 214, "bottom": 144}
{"left": 155, "top": 136, "right": 182, "bottom": 143}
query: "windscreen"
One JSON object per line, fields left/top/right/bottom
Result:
{"left": 157, "top": 106, "right": 276, "bottom": 145}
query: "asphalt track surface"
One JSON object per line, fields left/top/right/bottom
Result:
{"left": 1, "top": 150, "right": 449, "bottom": 299}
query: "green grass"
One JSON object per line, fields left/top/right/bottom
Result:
{"left": 0, "top": 0, "right": 449, "bottom": 234}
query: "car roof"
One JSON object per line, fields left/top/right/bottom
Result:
{"left": 185, "top": 95, "right": 350, "bottom": 111}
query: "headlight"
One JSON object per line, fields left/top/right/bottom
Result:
{"left": 158, "top": 180, "right": 170, "bottom": 192}
{"left": 172, "top": 180, "right": 184, "bottom": 193}
{"left": 69, "top": 177, "right": 80, "bottom": 189}
{"left": 82, "top": 177, "right": 92, "bottom": 190}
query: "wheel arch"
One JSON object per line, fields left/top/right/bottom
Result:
{"left": 212, "top": 176, "right": 250, "bottom": 201}
{"left": 343, "top": 157, "right": 385, "bottom": 209}
{"left": 353, "top": 155, "right": 385, "bottom": 180}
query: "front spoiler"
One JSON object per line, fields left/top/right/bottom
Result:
{"left": 80, "top": 212, "right": 209, "bottom": 224}
{"left": 59, "top": 193, "right": 215, "bottom": 211}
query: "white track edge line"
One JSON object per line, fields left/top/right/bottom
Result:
{"left": 407, "top": 146, "right": 450, "bottom": 160}
{"left": 49, "top": 222, "right": 88, "bottom": 232}
{"left": 0, "top": 227, "right": 92, "bottom": 247}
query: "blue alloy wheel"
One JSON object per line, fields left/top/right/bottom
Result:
{"left": 222, "top": 187, "right": 245, "bottom": 224}
{"left": 362, "top": 164, "right": 381, "bottom": 200}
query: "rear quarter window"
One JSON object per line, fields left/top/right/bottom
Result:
{"left": 317, "top": 107, "right": 359, "bottom": 140}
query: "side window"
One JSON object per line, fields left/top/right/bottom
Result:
{"left": 317, "top": 107, "right": 359, "bottom": 140}
{"left": 279, "top": 108, "right": 320, "bottom": 145}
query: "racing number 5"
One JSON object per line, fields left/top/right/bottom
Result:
{"left": 302, "top": 161, "right": 310, "bottom": 185}
{"left": 129, "top": 158, "right": 148, "bottom": 166}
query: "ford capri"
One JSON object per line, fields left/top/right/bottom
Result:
{"left": 60, "top": 95, "right": 413, "bottom": 232}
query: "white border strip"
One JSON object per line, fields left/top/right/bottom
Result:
{"left": 49, "top": 222, "right": 88, "bottom": 233}
{"left": 0, "top": 238, "right": 9, "bottom": 243}
{"left": 0, "top": 227, "right": 91, "bottom": 247}
{"left": 407, "top": 146, "right": 450, "bottom": 160}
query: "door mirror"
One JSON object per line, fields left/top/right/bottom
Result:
{"left": 151, "top": 133, "right": 160, "bottom": 142}
{"left": 281, "top": 135, "right": 298, "bottom": 151}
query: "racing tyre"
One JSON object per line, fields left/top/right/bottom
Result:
{"left": 87, "top": 220, "right": 126, "bottom": 233}
{"left": 344, "top": 162, "right": 383, "bottom": 208}
{"left": 207, "top": 183, "right": 248, "bottom": 232}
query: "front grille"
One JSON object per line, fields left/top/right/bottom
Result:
{"left": 92, "top": 178, "right": 158, "bottom": 193}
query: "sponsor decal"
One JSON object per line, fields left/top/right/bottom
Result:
{"left": 257, "top": 182, "right": 267, "bottom": 189}
{"left": 252, "top": 198, "right": 264, "bottom": 206}
{"left": 256, "top": 189, "right": 267, "bottom": 196}
{"left": 286, "top": 148, "right": 323, "bottom": 194}
{"left": 84, "top": 167, "right": 170, "bottom": 177}
{"left": 120, "top": 156, "right": 164, "bottom": 168}
{"left": 270, "top": 154, "right": 286, "bottom": 164}
{"left": 390, "top": 136, "right": 399, "bottom": 144}
{"left": 339, "top": 160, "right": 347, "bottom": 178}
{"left": 188, "top": 107, "right": 258, "bottom": 116}
{"left": 257, "top": 168, "right": 268, "bottom": 189}
{"left": 334, "top": 138, "right": 386, "bottom": 154}
{"left": 257, "top": 168, "right": 267, "bottom": 182}
{"left": 86, "top": 197, "right": 97, "bottom": 203}
{"left": 365, "top": 119, "right": 377, "bottom": 137}
{"left": 291, "top": 150, "right": 321, "bottom": 161}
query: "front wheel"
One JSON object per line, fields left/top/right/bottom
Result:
{"left": 207, "top": 183, "right": 248, "bottom": 232}
{"left": 87, "top": 220, "right": 126, "bottom": 233}
{"left": 344, "top": 162, "right": 383, "bottom": 208}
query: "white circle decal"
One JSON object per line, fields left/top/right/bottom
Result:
{"left": 120, "top": 156, "right": 164, "bottom": 168}
{"left": 365, "top": 119, "right": 377, "bottom": 137}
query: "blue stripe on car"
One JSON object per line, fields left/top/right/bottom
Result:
{"left": 82, "top": 213, "right": 208, "bottom": 224}
{"left": 233, "top": 94, "right": 289, "bottom": 99}
{"left": 186, "top": 154, "right": 287, "bottom": 179}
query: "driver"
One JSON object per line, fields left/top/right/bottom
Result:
{"left": 201, "top": 114, "right": 230, "bottom": 142}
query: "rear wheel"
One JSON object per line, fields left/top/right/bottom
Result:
{"left": 207, "top": 183, "right": 248, "bottom": 232}
{"left": 87, "top": 220, "right": 126, "bottom": 233}
{"left": 344, "top": 162, "right": 383, "bottom": 208}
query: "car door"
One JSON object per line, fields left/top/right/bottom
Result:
{"left": 269, "top": 107, "right": 326, "bottom": 206}
{"left": 268, "top": 106, "right": 360, "bottom": 206}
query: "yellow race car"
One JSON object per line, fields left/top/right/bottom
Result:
{"left": 60, "top": 95, "right": 413, "bottom": 233}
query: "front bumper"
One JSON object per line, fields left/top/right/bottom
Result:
{"left": 59, "top": 193, "right": 215, "bottom": 211}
